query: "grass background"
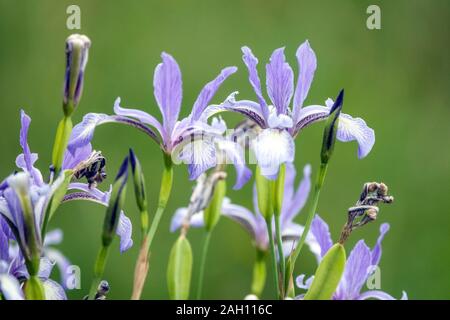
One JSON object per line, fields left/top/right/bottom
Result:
{"left": 0, "top": 0, "right": 449, "bottom": 299}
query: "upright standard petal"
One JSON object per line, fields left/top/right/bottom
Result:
{"left": 252, "top": 129, "right": 295, "bottom": 178}
{"left": 309, "top": 215, "right": 333, "bottom": 261}
{"left": 241, "top": 46, "right": 268, "bottom": 118}
{"left": 153, "top": 52, "right": 182, "bottom": 136}
{"left": 371, "top": 223, "right": 390, "bottom": 266}
{"left": 335, "top": 240, "right": 372, "bottom": 300}
{"left": 292, "top": 40, "right": 317, "bottom": 123}
{"left": 266, "top": 48, "right": 294, "bottom": 115}
{"left": 190, "top": 67, "right": 238, "bottom": 122}
{"left": 17, "top": 110, "right": 43, "bottom": 185}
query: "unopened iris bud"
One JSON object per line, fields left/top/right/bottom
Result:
{"left": 129, "top": 149, "right": 149, "bottom": 234}
{"left": 203, "top": 176, "right": 227, "bottom": 232}
{"left": 102, "top": 156, "right": 128, "bottom": 248}
{"left": 321, "top": 89, "right": 344, "bottom": 164}
{"left": 63, "top": 34, "right": 91, "bottom": 116}
{"left": 94, "top": 280, "right": 110, "bottom": 300}
{"left": 129, "top": 149, "right": 147, "bottom": 212}
{"left": 273, "top": 164, "right": 286, "bottom": 217}
{"left": 255, "top": 166, "right": 273, "bottom": 220}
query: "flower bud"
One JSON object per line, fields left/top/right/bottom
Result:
{"left": 204, "top": 178, "right": 226, "bottom": 232}
{"left": 273, "top": 164, "right": 286, "bottom": 217}
{"left": 167, "top": 234, "right": 193, "bottom": 300}
{"left": 321, "top": 89, "right": 344, "bottom": 164}
{"left": 255, "top": 166, "right": 273, "bottom": 220}
{"left": 102, "top": 156, "right": 128, "bottom": 248}
{"left": 63, "top": 34, "right": 91, "bottom": 116}
{"left": 129, "top": 149, "right": 147, "bottom": 214}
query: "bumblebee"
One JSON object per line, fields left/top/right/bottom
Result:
{"left": 73, "top": 151, "right": 107, "bottom": 189}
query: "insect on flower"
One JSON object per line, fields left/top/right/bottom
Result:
{"left": 72, "top": 150, "right": 107, "bottom": 189}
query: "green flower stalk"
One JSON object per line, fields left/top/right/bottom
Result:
{"left": 196, "top": 174, "right": 226, "bottom": 299}
{"left": 89, "top": 156, "right": 128, "bottom": 300}
{"left": 286, "top": 89, "right": 344, "bottom": 295}
{"left": 273, "top": 164, "right": 286, "bottom": 297}
{"left": 52, "top": 34, "right": 91, "bottom": 174}
{"left": 131, "top": 152, "right": 173, "bottom": 300}
{"left": 255, "top": 166, "right": 281, "bottom": 298}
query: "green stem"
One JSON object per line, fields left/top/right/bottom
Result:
{"left": 266, "top": 217, "right": 280, "bottom": 299}
{"left": 140, "top": 209, "right": 149, "bottom": 239}
{"left": 131, "top": 153, "right": 173, "bottom": 300}
{"left": 88, "top": 245, "right": 110, "bottom": 300}
{"left": 196, "top": 231, "right": 212, "bottom": 300}
{"left": 274, "top": 214, "right": 285, "bottom": 298}
{"left": 51, "top": 115, "right": 73, "bottom": 175}
{"left": 286, "top": 162, "right": 329, "bottom": 289}
{"left": 144, "top": 153, "right": 173, "bottom": 252}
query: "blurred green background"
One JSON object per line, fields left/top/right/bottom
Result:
{"left": 0, "top": 0, "right": 449, "bottom": 299}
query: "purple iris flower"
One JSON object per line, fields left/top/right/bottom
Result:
{"left": 0, "top": 111, "right": 132, "bottom": 299}
{"left": 203, "top": 41, "right": 375, "bottom": 177}
{"left": 176, "top": 116, "right": 251, "bottom": 189}
{"left": 1, "top": 216, "right": 68, "bottom": 300}
{"left": 170, "top": 163, "right": 318, "bottom": 256}
{"left": 296, "top": 215, "right": 407, "bottom": 300}
{"left": 66, "top": 53, "right": 248, "bottom": 187}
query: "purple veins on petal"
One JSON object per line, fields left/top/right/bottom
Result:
{"left": 153, "top": 52, "right": 182, "bottom": 136}
{"left": 62, "top": 143, "right": 92, "bottom": 170}
{"left": 241, "top": 46, "right": 268, "bottom": 117}
{"left": 371, "top": 223, "right": 390, "bottom": 267}
{"left": 113, "top": 97, "right": 164, "bottom": 136}
{"left": 190, "top": 66, "right": 238, "bottom": 122}
{"left": 252, "top": 128, "right": 295, "bottom": 178}
{"left": 265, "top": 47, "right": 294, "bottom": 115}
{"left": 16, "top": 110, "right": 43, "bottom": 185}
{"left": 335, "top": 240, "right": 372, "bottom": 300}
{"left": 292, "top": 40, "right": 317, "bottom": 123}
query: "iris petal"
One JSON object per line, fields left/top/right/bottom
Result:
{"left": 252, "top": 129, "right": 295, "bottom": 178}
